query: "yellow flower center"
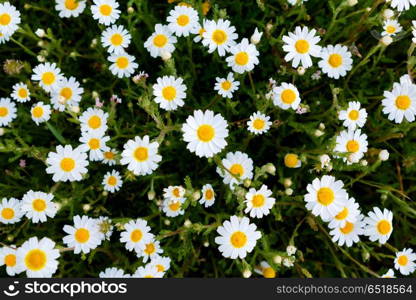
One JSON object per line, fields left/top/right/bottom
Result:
{"left": 25, "top": 249, "right": 47, "bottom": 271}
{"left": 169, "top": 201, "right": 181, "bottom": 211}
{"left": 221, "top": 80, "right": 232, "bottom": 91}
{"left": 130, "top": 229, "right": 143, "bottom": 242}
{"left": 110, "top": 33, "right": 123, "bottom": 46}
{"left": 32, "top": 106, "right": 44, "bottom": 118}
{"left": 377, "top": 220, "right": 391, "bottom": 235}
{"left": 32, "top": 199, "right": 47, "bottom": 212}
{"left": 197, "top": 124, "right": 215, "bottom": 142}
{"left": 395, "top": 95, "right": 411, "bottom": 110}
{"left": 88, "top": 138, "right": 100, "bottom": 150}
{"left": 116, "top": 57, "right": 129, "bottom": 69}
{"left": 212, "top": 29, "right": 227, "bottom": 45}
{"left": 177, "top": 14, "right": 190, "bottom": 26}
{"left": 75, "top": 228, "right": 90, "bottom": 243}
{"left": 328, "top": 53, "right": 343, "bottom": 68}
{"left": 230, "top": 231, "right": 247, "bottom": 248}
{"left": 153, "top": 34, "right": 168, "bottom": 48}
{"left": 252, "top": 118, "right": 265, "bottom": 130}
{"left": 144, "top": 243, "right": 156, "bottom": 255}
{"left": 281, "top": 89, "right": 296, "bottom": 104}
{"left": 107, "top": 176, "right": 117, "bottom": 186}
{"left": 205, "top": 189, "right": 214, "bottom": 200}
{"left": 317, "top": 187, "right": 335, "bottom": 206}
{"left": 60, "top": 157, "right": 76, "bottom": 172}
{"left": 104, "top": 151, "right": 115, "bottom": 160}
{"left": 1, "top": 208, "right": 14, "bottom": 220}
{"left": 235, "top": 52, "right": 249, "bottom": 66}
{"left": 59, "top": 87, "right": 73, "bottom": 101}
{"left": 340, "top": 221, "right": 354, "bottom": 234}
{"left": 284, "top": 154, "right": 299, "bottom": 168}
{"left": 134, "top": 147, "right": 148, "bottom": 162}
{"left": 386, "top": 25, "right": 396, "bottom": 34}
{"left": 348, "top": 109, "right": 359, "bottom": 120}
{"left": 335, "top": 207, "right": 349, "bottom": 220}
{"left": 18, "top": 88, "right": 28, "bottom": 98}
{"left": 295, "top": 39, "right": 310, "bottom": 54}
{"left": 162, "top": 86, "right": 177, "bottom": 101}
{"left": 346, "top": 140, "right": 359, "bottom": 153}
{"left": 88, "top": 115, "right": 102, "bottom": 129}
{"left": 99, "top": 4, "right": 112, "bottom": 16}
{"left": 4, "top": 254, "right": 16, "bottom": 267}
{"left": 0, "top": 13, "right": 11, "bottom": 26}
{"left": 172, "top": 187, "right": 181, "bottom": 198}
{"left": 0, "top": 106, "right": 9, "bottom": 117}
{"left": 156, "top": 264, "right": 165, "bottom": 272}
{"left": 252, "top": 194, "right": 265, "bottom": 208}
{"left": 199, "top": 28, "right": 206, "bottom": 37}
{"left": 65, "top": 0, "right": 79, "bottom": 10}
{"left": 263, "top": 267, "right": 276, "bottom": 278}
{"left": 397, "top": 255, "right": 408, "bottom": 266}
{"left": 230, "top": 163, "right": 244, "bottom": 177}
{"left": 42, "top": 72, "right": 56, "bottom": 85}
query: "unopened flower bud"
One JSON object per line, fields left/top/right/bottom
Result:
{"left": 243, "top": 269, "right": 252, "bottom": 278}
{"left": 379, "top": 149, "right": 389, "bottom": 161}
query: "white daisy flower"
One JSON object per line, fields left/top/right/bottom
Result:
{"left": 79, "top": 107, "right": 108, "bottom": 133}
{"left": 11, "top": 82, "right": 30, "bottom": 103}
{"left": 0, "top": 97, "right": 17, "bottom": 127}
{"left": 254, "top": 261, "right": 276, "bottom": 278}
{"left": 282, "top": 26, "right": 321, "bottom": 68}
{"left": 284, "top": 153, "right": 301, "bottom": 168}
{"left": 120, "top": 135, "right": 162, "bottom": 176}
{"left": 163, "top": 185, "right": 186, "bottom": 202}
{"left": 334, "top": 129, "right": 368, "bottom": 164}
{"left": 79, "top": 130, "right": 110, "bottom": 161}
{"left": 363, "top": 207, "right": 393, "bottom": 244}
{"left": 133, "top": 264, "right": 163, "bottom": 278}
{"left": 162, "top": 198, "right": 185, "bottom": 217}
{"left": 244, "top": 184, "right": 275, "bottom": 218}
{"left": 0, "top": 198, "right": 23, "bottom": 224}
{"left": 101, "top": 25, "right": 131, "bottom": 54}
{"left": 182, "top": 110, "right": 229, "bottom": 158}
{"left": 338, "top": 101, "right": 367, "bottom": 130}
{"left": 328, "top": 197, "right": 361, "bottom": 229}
{"left": 167, "top": 5, "right": 199, "bottom": 37}
{"left": 153, "top": 76, "right": 187, "bottom": 111}
{"left": 102, "top": 149, "right": 118, "bottom": 166}
{"left": 55, "top": 0, "right": 86, "bottom": 18}
{"left": 21, "top": 191, "right": 58, "bottom": 224}
{"left": 382, "top": 80, "right": 416, "bottom": 123}
{"left": 226, "top": 38, "right": 260, "bottom": 74}
{"left": 382, "top": 19, "right": 402, "bottom": 36}
{"left": 390, "top": 0, "right": 416, "bottom": 11}
{"left": 318, "top": 44, "right": 353, "bottom": 79}
{"left": 214, "top": 72, "right": 240, "bottom": 98}
{"left": 138, "top": 240, "right": 163, "bottom": 263}
{"left": 199, "top": 184, "right": 215, "bottom": 208}
{"left": 250, "top": 27, "right": 263, "bottom": 45}
{"left": 102, "top": 170, "right": 123, "bottom": 193}
{"left": 381, "top": 269, "right": 395, "bottom": 278}
{"left": 144, "top": 24, "right": 177, "bottom": 58}
{"left": 0, "top": 246, "right": 21, "bottom": 276}
{"left": 247, "top": 111, "right": 272, "bottom": 135}
{"left": 0, "top": 2, "right": 21, "bottom": 36}
{"left": 63, "top": 215, "right": 102, "bottom": 254}
{"left": 91, "top": 0, "right": 120, "bottom": 26}
{"left": 215, "top": 215, "right": 261, "bottom": 259}
{"left": 149, "top": 256, "right": 171, "bottom": 274}
{"left": 99, "top": 267, "right": 129, "bottom": 278}
{"left": 108, "top": 52, "right": 138, "bottom": 78}
{"left": 31, "top": 102, "right": 51, "bottom": 125}
{"left": 216, "top": 151, "right": 254, "bottom": 189}
{"left": 16, "top": 237, "right": 60, "bottom": 278}
{"left": 272, "top": 82, "right": 301, "bottom": 110}
{"left": 304, "top": 175, "right": 348, "bottom": 221}
{"left": 191, "top": 19, "right": 208, "bottom": 43}
{"left": 45, "top": 145, "right": 89, "bottom": 182}
{"left": 202, "top": 19, "right": 238, "bottom": 56}
{"left": 394, "top": 248, "right": 416, "bottom": 275}
{"left": 51, "top": 77, "right": 84, "bottom": 111}
{"left": 95, "top": 216, "right": 113, "bottom": 241}
{"left": 0, "top": 31, "right": 11, "bottom": 44}
{"left": 329, "top": 215, "right": 364, "bottom": 247}
{"left": 31, "top": 62, "right": 64, "bottom": 93}
{"left": 120, "top": 219, "right": 153, "bottom": 252}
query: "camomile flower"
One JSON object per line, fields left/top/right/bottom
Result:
{"left": 167, "top": 5, "right": 199, "bottom": 37}
{"left": 31, "top": 102, "right": 51, "bottom": 125}
{"left": 0, "top": 2, "right": 21, "bottom": 36}
{"left": 0, "top": 198, "right": 23, "bottom": 224}
{"left": 284, "top": 153, "right": 301, "bottom": 168}
{"left": 226, "top": 38, "right": 259, "bottom": 74}
{"left": 11, "top": 82, "right": 30, "bottom": 103}
{"left": 101, "top": 25, "right": 131, "bottom": 54}
{"left": 79, "top": 131, "right": 110, "bottom": 161}
{"left": 95, "top": 216, "right": 113, "bottom": 241}
{"left": 0, "top": 246, "right": 21, "bottom": 276}
{"left": 250, "top": 27, "right": 263, "bottom": 45}
{"left": 120, "top": 219, "right": 153, "bottom": 252}
{"left": 282, "top": 26, "right": 321, "bottom": 68}
{"left": 163, "top": 185, "right": 186, "bottom": 202}
{"left": 144, "top": 24, "right": 177, "bottom": 58}
{"left": 247, "top": 111, "right": 272, "bottom": 135}
{"left": 382, "top": 19, "right": 402, "bottom": 36}
{"left": 55, "top": 0, "right": 86, "bottom": 18}
{"left": 79, "top": 107, "right": 108, "bottom": 133}
{"left": 91, "top": 0, "right": 120, "bottom": 26}
{"left": 363, "top": 207, "right": 393, "bottom": 244}
{"left": 199, "top": 184, "right": 215, "bottom": 208}
{"left": 394, "top": 248, "right": 416, "bottom": 275}
{"left": 202, "top": 19, "right": 238, "bottom": 56}
{"left": 138, "top": 240, "right": 163, "bottom": 263}
{"left": 214, "top": 73, "right": 240, "bottom": 99}
{"left": 46, "top": 145, "right": 89, "bottom": 182}
{"left": 108, "top": 52, "right": 138, "bottom": 78}
{"left": 381, "top": 269, "right": 395, "bottom": 278}
{"left": 328, "top": 197, "right": 360, "bottom": 229}
{"left": 51, "top": 77, "right": 84, "bottom": 111}
{"left": 21, "top": 191, "right": 58, "bottom": 223}
{"left": 304, "top": 175, "right": 348, "bottom": 221}
{"left": 329, "top": 215, "right": 364, "bottom": 247}
{"left": 338, "top": 101, "right": 367, "bottom": 130}
{"left": 0, "top": 31, "right": 11, "bottom": 44}
{"left": 102, "top": 149, "right": 118, "bottom": 165}
{"left": 244, "top": 185, "right": 275, "bottom": 218}
{"left": 182, "top": 110, "right": 229, "bottom": 158}
{"left": 217, "top": 151, "right": 254, "bottom": 189}
{"left": 133, "top": 264, "right": 163, "bottom": 278}
{"left": 162, "top": 198, "right": 185, "bottom": 217}
{"left": 31, "top": 62, "right": 64, "bottom": 93}
{"left": 334, "top": 129, "right": 368, "bottom": 164}
{"left": 318, "top": 44, "right": 353, "bottom": 79}
{"left": 191, "top": 19, "right": 208, "bottom": 43}
{"left": 153, "top": 76, "right": 187, "bottom": 111}
{"left": 389, "top": 0, "right": 416, "bottom": 11}
{"left": 215, "top": 215, "right": 261, "bottom": 259}
{"left": 272, "top": 82, "right": 301, "bottom": 110}
{"left": 254, "top": 261, "right": 276, "bottom": 278}
{"left": 382, "top": 80, "right": 416, "bottom": 123}
{"left": 120, "top": 135, "right": 162, "bottom": 176}
{"left": 63, "top": 215, "right": 102, "bottom": 254}
{"left": 99, "top": 267, "right": 129, "bottom": 278}
{"left": 0, "top": 97, "right": 17, "bottom": 127}
{"left": 16, "top": 237, "right": 60, "bottom": 278}
{"left": 102, "top": 170, "right": 123, "bottom": 193}
{"left": 149, "top": 256, "right": 171, "bottom": 274}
